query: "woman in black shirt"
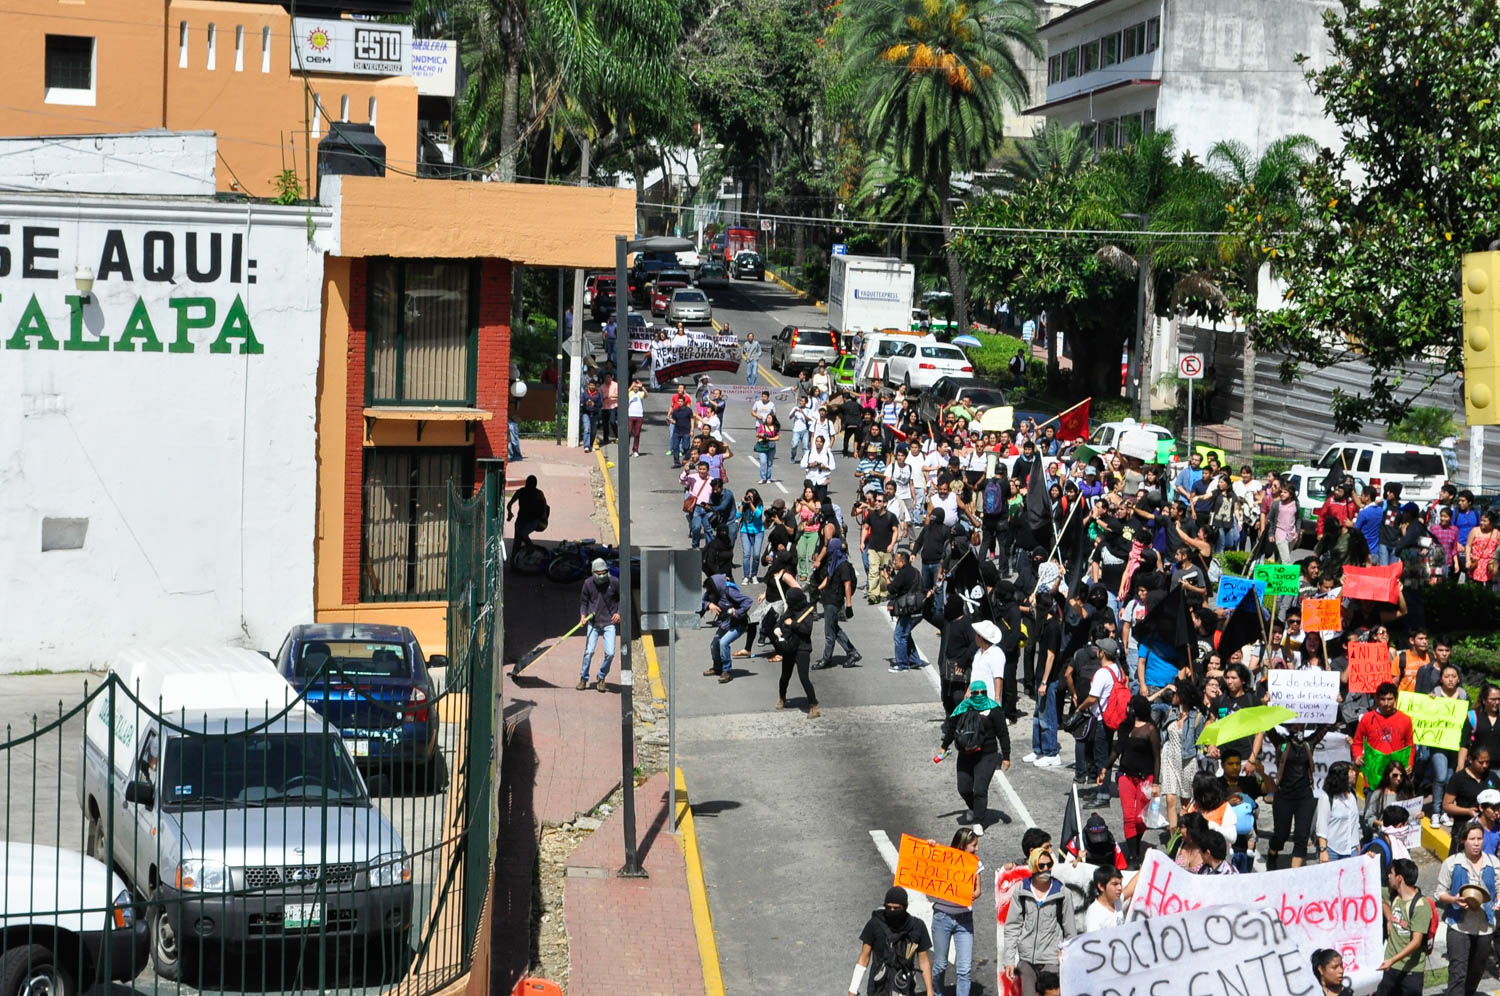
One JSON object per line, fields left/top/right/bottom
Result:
{"left": 940, "top": 681, "right": 1012, "bottom": 832}
{"left": 1460, "top": 683, "right": 1500, "bottom": 773}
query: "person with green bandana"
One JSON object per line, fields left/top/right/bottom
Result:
{"left": 939, "top": 681, "right": 1011, "bottom": 837}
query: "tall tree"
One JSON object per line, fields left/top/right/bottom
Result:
{"left": 1207, "top": 135, "right": 1316, "bottom": 448}
{"left": 1075, "top": 127, "right": 1223, "bottom": 419}
{"left": 1230, "top": 0, "right": 1500, "bottom": 430}
{"left": 842, "top": 0, "right": 1040, "bottom": 334}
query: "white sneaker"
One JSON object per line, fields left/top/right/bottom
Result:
{"left": 972, "top": 823, "right": 985, "bottom": 837}
{"left": 1040, "top": 755, "right": 1063, "bottom": 768}
{"left": 1021, "top": 752, "right": 1038, "bottom": 764}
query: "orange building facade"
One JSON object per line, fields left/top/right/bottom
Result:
{"left": 4, "top": 0, "right": 416, "bottom": 199}
{"left": 3, "top": 1, "right": 635, "bottom": 653}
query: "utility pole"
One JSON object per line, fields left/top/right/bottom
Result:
{"left": 566, "top": 139, "right": 591, "bottom": 446}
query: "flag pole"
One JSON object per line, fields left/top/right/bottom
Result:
{"left": 1030, "top": 397, "right": 1092, "bottom": 433}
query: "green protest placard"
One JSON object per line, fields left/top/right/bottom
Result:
{"left": 1252, "top": 563, "right": 1302, "bottom": 597}
{"left": 1397, "top": 691, "right": 1465, "bottom": 751}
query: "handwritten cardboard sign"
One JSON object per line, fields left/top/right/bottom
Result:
{"left": 1216, "top": 575, "right": 1267, "bottom": 610}
{"left": 893, "top": 833, "right": 978, "bottom": 906}
{"left": 1301, "top": 597, "right": 1341, "bottom": 631}
{"left": 1127, "top": 850, "right": 1383, "bottom": 994}
{"left": 1267, "top": 668, "right": 1340, "bottom": 724}
{"left": 1343, "top": 563, "right": 1402, "bottom": 604}
{"left": 1397, "top": 691, "right": 1466, "bottom": 751}
{"left": 1253, "top": 562, "right": 1302, "bottom": 597}
{"left": 1060, "top": 904, "right": 1317, "bottom": 996}
{"left": 1346, "top": 642, "right": 1391, "bottom": 694}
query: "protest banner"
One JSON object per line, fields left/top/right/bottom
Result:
{"left": 893, "top": 833, "right": 978, "bottom": 906}
{"left": 1127, "top": 850, "right": 1383, "bottom": 992}
{"left": 1215, "top": 575, "right": 1267, "bottom": 610}
{"left": 1301, "top": 597, "right": 1341, "bottom": 631}
{"left": 705, "top": 382, "right": 795, "bottom": 404}
{"left": 648, "top": 339, "right": 741, "bottom": 387}
{"left": 1257, "top": 731, "right": 1350, "bottom": 783}
{"left": 1252, "top": 562, "right": 1302, "bottom": 597}
{"left": 1346, "top": 641, "right": 1391, "bottom": 693}
{"left": 1342, "top": 563, "right": 1402, "bottom": 603}
{"left": 994, "top": 865, "right": 1031, "bottom": 996}
{"left": 628, "top": 337, "right": 653, "bottom": 352}
{"left": 1267, "top": 668, "right": 1340, "bottom": 724}
{"left": 1397, "top": 690, "right": 1465, "bottom": 750}
{"left": 1059, "top": 903, "right": 1316, "bottom": 996}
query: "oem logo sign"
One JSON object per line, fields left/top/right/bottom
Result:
{"left": 301, "top": 25, "right": 335, "bottom": 67}
{"left": 291, "top": 18, "right": 412, "bottom": 77}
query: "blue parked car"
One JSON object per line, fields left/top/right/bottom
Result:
{"left": 271, "top": 623, "right": 445, "bottom": 786}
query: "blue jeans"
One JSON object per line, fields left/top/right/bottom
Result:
{"left": 1421, "top": 747, "right": 1454, "bottom": 816}
{"left": 710, "top": 625, "right": 744, "bottom": 675}
{"left": 582, "top": 624, "right": 616, "bottom": 680}
{"left": 740, "top": 530, "right": 764, "bottom": 579}
{"left": 508, "top": 419, "right": 523, "bottom": 461}
{"left": 1031, "top": 681, "right": 1059, "bottom": 756}
{"left": 791, "top": 429, "right": 809, "bottom": 463}
{"left": 689, "top": 505, "right": 711, "bottom": 548}
{"left": 922, "top": 562, "right": 943, "bottom": 614}
{"left": 1375, "top": 543, "right": 1394, "bottom": 567}
{"left": 582, "top": 413, "right": 597, "bottom": 450}
{"left": 745, "top": 362, "right": 758, "bottom": 386}
{"left": 893, "top": 615, "right": 919, "bottom": 668}
{"left": 758, "top": 443, "right": 775, "bottom": 481}
{"left": 930, "top": 908, "right": 974, "bottom": 996}
{"left": 670, "top": 427, "right": 691, "bottom": 466}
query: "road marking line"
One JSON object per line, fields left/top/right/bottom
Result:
{"left": 773, "top": 481, "right": 789, "bottom": 494}
{"left": 723, "top": 430, "right": 736, "bottom": 443}
{"left": 641, "top": 632, "right": 668, "bottom": 703}
{"left": 678, "top": 768, "right": 728, "bottom": 996}
{"left": 593, "top": 448, "right": 620, "bottom": 543}
{"left": 758, "top": 363, "right": 785, "bottom": 388}
{"left": 878, "top": 598, "right": 1037, "bottom": 829}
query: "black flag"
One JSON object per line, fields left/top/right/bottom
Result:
{"left": 943, "top": 550, "right": 992, "bottom": 622}
{"left": 1024, "top": 461, "right": 1054, "bottom": 549}
{"left": 1217, "top": 585, "right": 1267, "bottom": 659}
{"left": 1133, "top": 585, "right": 1193, "bottom": 648}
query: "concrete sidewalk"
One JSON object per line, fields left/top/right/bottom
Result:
{"left": 494, "top": 442, "right": 715, "bottom": 996}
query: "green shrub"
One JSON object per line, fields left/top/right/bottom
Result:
{"left": 965, "top": 335, "right": 1029, "bottom": 380}
{"left": 1218, "top": 550, "right": 1251, "bottom": 577}
{"left": 1453, "top": 640, "right": 1500, "bottom": 682}
{"left": 1424, "top": 581, "right": 1500, "bottom": 638}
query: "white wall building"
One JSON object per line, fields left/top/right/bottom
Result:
{"left": 0, "top": 133, "right": 332, "bottom": 671}
{"left": 1027, "top": 0, "right": 1343, "bottom": 158}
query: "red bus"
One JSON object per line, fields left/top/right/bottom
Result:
{"left": 723, "top": 227, "right": 759, "bottom": 263}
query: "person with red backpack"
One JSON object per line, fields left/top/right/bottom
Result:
{"left": 1077, "top": 638, "right": 1129, "bottom": 809}
{"left": 1377, "top": 858, "right": 1433, "bottom": 995}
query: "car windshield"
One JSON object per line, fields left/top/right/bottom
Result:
{"left": 1382, "top": 452, "right": 1445, "bottom": 476}
{"left": 293, "top": 640, "right": 411, "bottom": 680}
{"left": 674, "top": 291, "right": 708, "bottom": 302}
{"left": 956, "top": 389, "right": 1006, "bottom": 407}
{"left": 737, "top": 252, "right": 762, "bottom": 264}
{"left": 628, "top": 314, "right": 646, "bottom": 328}
{"left": 1317, "top": 447, "right": 1359, "bottom": 471}
{"left": 797, "top": 330, "right": 836, "bottom": 346}
{"left": 921, "top": 346, "right": 966, "bottom": 360}
{"left": 162, "top": 732, "right": 368, "bottom": 808}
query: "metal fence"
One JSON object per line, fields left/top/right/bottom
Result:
{"left": 0, "top": 482, "right": 502, "bottom": 996}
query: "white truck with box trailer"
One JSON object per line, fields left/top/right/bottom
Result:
{"left": 827, "top": 255, "right": 915, "bottom": 340}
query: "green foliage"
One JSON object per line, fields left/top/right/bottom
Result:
{"left": 1388, "top": 405, "right": 1457, "bottom": 447}
{"left": 1218, "top": 550, "right": 1251, "bottom": 578}
{"left": 1424, "top": 582, "right": 1500, "bottom": 644}
{"left": 512, "top": 316, "right": 557, "bottom": 381}
{"left": 963, "top": 335, "right": 1028, "bottom": 379}
{"left": 271, "top": 169, "right": 302, "bottom": 205}
{"left": 1227, "top": 0, "right": 1500, "bottom": 431}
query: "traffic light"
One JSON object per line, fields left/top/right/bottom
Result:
{"left": 1463, "top": 250, "right": 1500, "bottom": 425}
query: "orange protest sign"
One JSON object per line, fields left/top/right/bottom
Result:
{"left": 894, "top": 833, "right": 979, "bottom": 906}
{"left": 1347, "top": 641, "right": 1391, "bottom": 694}
{"left": 1301, "top": 597, "right": 1341, "bottom": 632}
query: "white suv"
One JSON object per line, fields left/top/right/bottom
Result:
{"left": 1315, "top": 441, "right": 1448, "bottom": 502}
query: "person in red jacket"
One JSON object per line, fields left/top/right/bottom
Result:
{"left": 1353, "top": 683, "right": 1415, "bottom": 787}
{"left": 1316, "top": 479, "right": 1358, "bottom": 540}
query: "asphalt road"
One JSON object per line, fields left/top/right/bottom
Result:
{"left": 616, "top": 276, "right": 1095, "bottom": 996}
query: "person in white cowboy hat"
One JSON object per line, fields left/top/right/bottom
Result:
{"left": 969, "top": 620, "right": 1006, "bottom": 711}
{"left": 577, "top": 558, "right": 620, "bottom": 692}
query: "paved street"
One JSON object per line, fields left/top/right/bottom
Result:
{"left": 610, "top": 277, "right": 1099, "bottom": 996}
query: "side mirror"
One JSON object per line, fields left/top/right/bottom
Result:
{"left": 427, "top": 654, "right": 449, "bottom": 669}
{"left": 258, "top": 650, "right": 273, "bottom": 661}
{"left": 125, "top": 780, "right": 155, "bottom": 808}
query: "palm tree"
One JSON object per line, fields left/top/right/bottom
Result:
{"left": 999, "top": 120, "right": 1094, "bottom": 190}
{"left": 852, "top": 145, "right": 940, "bottom": 260}
{"left": 1208, "top": 136, "right": 1316, "bottom": 450}
{"left": 843, "top": 0, "right": 1040, "bottom": 334}
{"left": 1077, "top": 126, "right": 1223, "bottom": 419}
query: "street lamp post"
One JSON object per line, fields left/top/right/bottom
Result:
{"left": 1122, "top": 212, "right": 1150, "bottom": 420}
{"left": 614, "top": 233, "right": 693, "bottom": 878}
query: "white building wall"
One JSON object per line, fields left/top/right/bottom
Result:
{"left": 0, "top": 195, "right": 332, "bottom": 671}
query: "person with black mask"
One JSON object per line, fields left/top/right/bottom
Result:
{"left": 577, "top": 558, "right": 620, "bottom": 692}
{"left": 848, "top": 887, "right": 934, "bottom": 996}
{"left": 815, "top": 538, "right": 862, "bottom": 669}
{"left": 941, "top": 613, "right": 977, "bottom": 716}
{"left": 775, "top": 587, "right": 820, "bottom": 719}
{"left": 991, "top": 581, "right": 1025, "bottom": 722}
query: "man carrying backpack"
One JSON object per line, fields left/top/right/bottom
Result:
{"left": 847, "top": 887, "right": 935, "bottom": 996}
{"left": 939, "top": 680, "right": 1012, "bottom": 835}
{"left": 1377, "top": 858, "right": 1432, "bottom": 995}
{"left": 1076, "top": 638, "right": 1129, "bottom": 808}
{"left": 980, "top": 475, "right": 1010, "bottom": 562}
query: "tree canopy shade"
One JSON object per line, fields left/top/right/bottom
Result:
{"left": 1227, "top": 0, "right": 1500, "bottom": 431}
{"left": 841, "top": 0, "right": 1040, "bottom": 334}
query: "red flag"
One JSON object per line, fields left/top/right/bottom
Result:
{"left": 1056, "top": 398, "right": 1091, "bottom": 442}
{"left": 1343, "top": 563, "right": 1402, "bottom": 603}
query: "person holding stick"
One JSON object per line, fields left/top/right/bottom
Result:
{"left": 577, "top": 559, "right": 619, "bottom": 692}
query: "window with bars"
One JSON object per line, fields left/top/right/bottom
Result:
{"left": 361, "top": 449, "right": 471, "bottom": 602}
{"left": 366, "top": 259, "right": 478, "bottom": 406}
{"left": 45, "top": 35, "right": 94, "bottom": 102}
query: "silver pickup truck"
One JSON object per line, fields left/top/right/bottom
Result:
{"left": 77, "top": 649, "right": 413, "bottom": 982}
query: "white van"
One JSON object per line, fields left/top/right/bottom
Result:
{"left": 1315, "top": 441, "right": 1449, "bottom": 503}
{"left": 2, "top": 842, "right": 149, "bottom": 995}
{"left": 1089, "top": 418, "right": 1175, "bottom": 453}
{"left": 77, "top": 648, "right": 412, "bottom": 982}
